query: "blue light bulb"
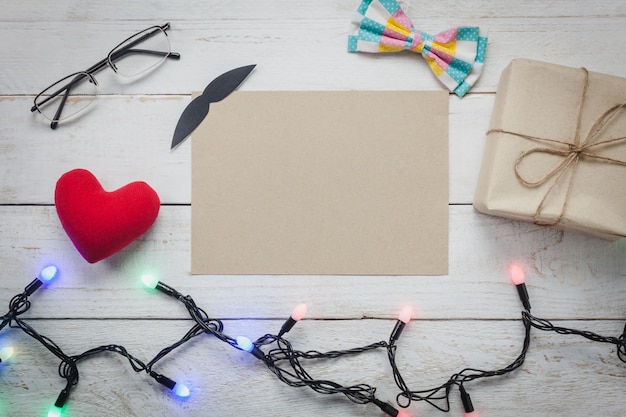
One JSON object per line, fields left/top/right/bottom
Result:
{"left": 39, "top": 265, "right": 59, "bottom": 283}
{"left": 236, "top": 336, "right": 254, "bottom": 352}
{"left": 0, "top": 347, "right": 14, "bottom": 363}
{"left": 25, "top": 265, "right": 60, "bottom": 296}
{"left": 173, "top": 382, "right": 191, "bottom": 398}
{"left": 149, "top": 371, "right": 191, "bottom": 398}
{"left": 234, "top": 336, "right": 266, "bottom": 361}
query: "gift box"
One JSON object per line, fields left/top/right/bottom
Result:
{"left": 474, "top": 58, "right": 626, "bottom": 240}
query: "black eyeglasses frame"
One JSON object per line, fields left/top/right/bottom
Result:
{"left": 31, "top": 22, "right": 181, "bottom": 129}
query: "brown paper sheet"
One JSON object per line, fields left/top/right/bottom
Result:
{"left": 474, "top": 58, "right": 626, "bottom": 240}
{"left": 191, "top": 91, "right": 449, "bottom": 275}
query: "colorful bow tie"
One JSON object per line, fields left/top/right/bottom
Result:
{"left": 348, "top": 0, "right": 488, "bottom": 97}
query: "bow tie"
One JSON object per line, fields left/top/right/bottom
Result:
{"left": 348, "top": 0, "right": 488, "bottom": 97}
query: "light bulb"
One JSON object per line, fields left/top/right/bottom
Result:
{"left": 173, "top": 382, "right": 191, "bottom": 398}
{"left": 235, "top": 336, "right": 266, "bottom": 361}
{"left": 278, "top": 303, "right": 307, "bottom": 336}
{"left": 291, "top": 303, "right": 307, "bottom": 321}
{"left": 51, "top": 388, "right": 70, "bottom": 415}
{"left": 25, "top": 265, "right": 60, "bottom": 296}
{"left": 47, "top": 406, "right": 63, "bottom": 417}
{"left": 508, "top": 263, "right": 531, "bottom": 310}
{"left": 149, "top": 371, "right": 191, "bottom": 398}
{"left": 390, "top": 306, "right": 413, "bottom": 343}
{"left": 236, "top": 336, "right": 254, "bottom": 352}
{"left": 141, "top": 274, "right": 159, "bottom": 289}
{"left": 508, "top": 263, "right": 525, "bottom": 285}
{"left": 398, "top": 306, "right": 413, "bottom": 324}
{"left": 140, "top": 275, "right": 177, "bottom": 297}
{"left": 372, "top": 398, "right": 411, "bottom": 417}
{"left": 460, "top": 385, "right": 480, "bottom": 417}
{"left": 39, "top": 265, "right": 59, "bottom": 283}
{"left": 0, "top": 347, "right": 14, "bottom": 363}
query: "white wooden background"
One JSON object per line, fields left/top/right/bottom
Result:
{"left": 1, "top": 1, "right": 625, "bottom": 416}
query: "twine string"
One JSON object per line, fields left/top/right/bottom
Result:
{"left": 486, "top": 68, "right": 626, "bottom": 225}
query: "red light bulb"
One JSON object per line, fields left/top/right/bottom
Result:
{"left": 278, "top": 303, "right": 307, "bottom": 336}
{"left": 372, "top": 398, "right": 412, "bottom": 417}
{"left": 390, "top": 306, "right": 413, "bottom": 343}
{"left": 291, "top": 303, "right": 307, "bottom": 321}
{"left": 509, "top": 263, "right": 525, "bottom": 285}
{"left": 398, "top": 306, "right": 413, "bottom": 324}
{"left": 508, "top": 263, "right": 531, "bottom": 310}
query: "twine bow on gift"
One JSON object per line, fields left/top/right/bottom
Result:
{"left": 347, "top": 0, "right": 488, "bottom": 97}
{"left": 488, "top": 68, "right": 626, "bottom": 226}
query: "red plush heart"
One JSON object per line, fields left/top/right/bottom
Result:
{"left": 55, "top": 169, "right": 160, "bottom": 263}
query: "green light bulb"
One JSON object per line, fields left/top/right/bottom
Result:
{"left": 47, "top": 406, "right": 63, "bottom": 417}
{"left": 141, "top": 274, "right": 159, "bottom": 289}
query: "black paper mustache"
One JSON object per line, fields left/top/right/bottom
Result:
{"left": 171, "top": 64, "right": 256, "bottom": 149}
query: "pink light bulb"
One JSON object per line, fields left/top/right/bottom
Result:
{"left": 291, "top": 303, "right": 307, "bottom": 321}
{"left": 464, "top": 411, "right": 480, "bottom": 417}
{"left": 398, "top": 306, "right": 413, "bottom": 324}
{"left": 397, "top": 411, "right": 412, "bottom": 417}
{"left": 278, "top": 303, "right": 308, "bottom": 336}
{"left": 508, "top": 263, "right": 525, "bottom": 285}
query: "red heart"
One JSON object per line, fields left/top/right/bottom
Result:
{"left": 55, "top": 169, "right": 160, "bottom": 263}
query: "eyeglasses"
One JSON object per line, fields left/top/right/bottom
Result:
{"left": 31, "top": 23, "right": 181, "bottom": 129}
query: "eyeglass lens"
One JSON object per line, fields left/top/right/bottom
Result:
{"left": 33, "top": 25, "right": 173, "bottom": 126}
{"left": 108, "top": 26, "right": 171, "bottom": 77}
{"left": 35, "top": 72, "right": 98, "bottom": 123}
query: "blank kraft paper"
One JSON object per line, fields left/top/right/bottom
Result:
{"left": 191, "top": 90, "right": 448, "bottom": 275}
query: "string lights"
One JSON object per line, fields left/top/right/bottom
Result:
{"left": 0, "top": 346, "right": 14, "bottom": 363}
{"left": 1, "top": 265, "right": 625, "bottom": 416}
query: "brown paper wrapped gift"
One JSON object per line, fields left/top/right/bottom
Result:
{"left": 474, "top": 58, "right": 626, "bottom": 240}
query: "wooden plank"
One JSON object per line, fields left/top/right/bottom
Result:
{"left": 0, "top": 318, "right": 624, "bottom": 417}
{"left": 0, "top": 94, "right": 492, "bottom": 205}
{"left": 4, "top": 0, "right": 626, "bottom": 22}
{"left": 2, "top": 1, "right": 626, "bottom": 416}
{"left": 1, "top": 14, "right": 626, "bottom": 95}
{"left": 0, "top": 206, "right": 623, "bottom": 320}
{"left": 0, "top": 95, "right": 192, "bottom": 205}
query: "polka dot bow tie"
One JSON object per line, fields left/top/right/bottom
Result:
{"left": 348, "top": 0, "right": 488, "bottom": 97}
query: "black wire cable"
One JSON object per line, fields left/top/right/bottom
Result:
{"left": 388, "top": 303, "right": 625, "bottom": 414}
{"left": 1, "top": 283, "right": 216, "bottom": 408}
{"left": 146, "top": 323, "right": 205, "bottom": 369}
{"left": 2, "top": 272, "right": 625, "bottom": 417}
{"left": 258, "top": 334, "right": 388, "bottom": 404}
{"left": 388, "top": 314, "right": 532, "bottom": 412}
{"left": 163, "top": 286, "right": 388, "bottom": 407}
{"left": 524, "top": 311, "right": 626, "bottom": 363}
{"left": 618, "top": 323, "right": 626, "bottom": 362}
{"left": 453, "top": 315, "right": 532, "bottom": 384}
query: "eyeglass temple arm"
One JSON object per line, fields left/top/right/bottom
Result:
{"left": 80, "top": 22, "right": 178, "bottom": 75}
{"left": 50, "top": 73, "right": 91, "bottom": 129}
{"left": 30, "top": 73, "right": 90, "bottom": 129}
{"left": 30, "top": 51, "right": 178, "bottom": 116}
{"left": 111, "top": 48, "right": 181, "bottom": 62}
{"left": 30, "top": 55, "right": 110, "bottom": 113}
{"left": 108, "top": 23, "right": 179, "bottom": 62}
{"left": 49, "top": 88, "right": 72, "bottom": 129}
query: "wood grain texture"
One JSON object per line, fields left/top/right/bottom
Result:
{"left": 1, "top": 319, "right": 624, "bottom": 417}
{"left": 0, "top": 206, "right": 623, "bottom": 320}
{"left": 0, "top": 95, "right": 493, "bottom": 205}
{"left": 1, "top": 1, "right": 625, "bottom": 416}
